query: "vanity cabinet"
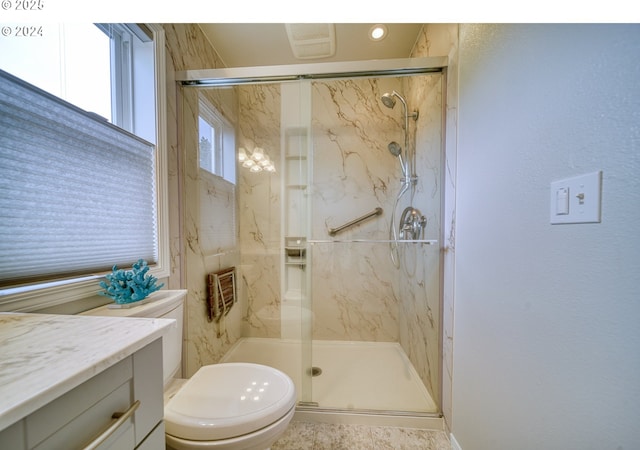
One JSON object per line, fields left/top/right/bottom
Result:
{"left": 0, "top": 338, "right": 164, "bottom": 450}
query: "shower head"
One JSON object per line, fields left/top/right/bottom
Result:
{"left": 381, "top": 91, "right": 419, "bottom": 121}
{"left": 381, "top": 92, "right": 397, "bottom": 109}
{"left": 387, "top": 141, "right": 402, "bottom": 156}
{"left": 388, "top": 141, "right": 408, "bottom": 180}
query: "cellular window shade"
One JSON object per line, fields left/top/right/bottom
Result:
{"left": 0, "top": 69, "right": 157, "bottom": 288}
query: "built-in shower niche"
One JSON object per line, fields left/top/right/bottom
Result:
{"left": 284, "top": 236, "right": 306, "bottom": 299}
{"left": 280, "top": 83, "right": 312, "bottom": 339}
{"left": 285, "top": 237, "right": 306, "bottom": 264}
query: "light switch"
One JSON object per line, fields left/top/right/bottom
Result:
{"left": 550, "top": 171, "right": 602, "bottom": 224}
{"left": 556, "top": 187, "right": 569, "bottom": 215}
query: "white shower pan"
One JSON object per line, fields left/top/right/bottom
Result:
{"left": 219, "top": 337, "right": 437, "bottom": 413}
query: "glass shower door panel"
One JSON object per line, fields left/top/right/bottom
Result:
{"left": 307, "top": 241, "right": 438, "bottom": 413}
{"left": 280, "top": 81, "right": 314, "bottom": 406}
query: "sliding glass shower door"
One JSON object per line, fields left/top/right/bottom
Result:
{"left": 181, "top": 59, "right": 444, "bottom": 416}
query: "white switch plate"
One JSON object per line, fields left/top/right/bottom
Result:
{"left": 550, "top": 171, "right": 602, "bottom": 224}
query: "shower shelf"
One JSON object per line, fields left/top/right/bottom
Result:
{"left": 308, "top": 239, "right": 438, "bottom": 245}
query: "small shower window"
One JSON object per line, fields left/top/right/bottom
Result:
{"left": 198, "top": 95, "right": 236, "bottom": 184}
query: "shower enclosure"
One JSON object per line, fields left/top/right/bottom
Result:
{"left": 178, "top": 57, "right": 445, "bottom": 420}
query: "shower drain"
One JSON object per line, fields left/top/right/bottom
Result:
{"left": 307, "top": 366, "right": 322, "bottom": 377}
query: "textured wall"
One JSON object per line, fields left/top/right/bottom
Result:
{"left": 452, "top": 24, "right": 640, "bottom": 449}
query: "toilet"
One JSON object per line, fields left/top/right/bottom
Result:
{"left": 82, "top": 290, "right": 296, "bottom": 450}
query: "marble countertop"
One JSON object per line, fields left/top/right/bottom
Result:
{"left": 0, "top": 312, "right": 175, "bottom": 431}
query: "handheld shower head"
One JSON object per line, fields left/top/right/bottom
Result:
{"left": 388, "top": 141, "right": 408, "bottom": 180}
{"left": 387, "top": 141, "right": 402, "bottom": 156}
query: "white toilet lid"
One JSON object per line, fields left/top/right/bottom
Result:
{"left": 164, "top": 363, "right": 296, "bottom": 441}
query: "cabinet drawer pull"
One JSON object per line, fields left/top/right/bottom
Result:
{"left": 82, "top": 400, "right": 140, "bottom": 450}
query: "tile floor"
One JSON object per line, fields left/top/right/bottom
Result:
{"left": 271, "top": 421, "right": 451, "bottom": 450}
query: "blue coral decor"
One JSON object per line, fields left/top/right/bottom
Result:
{"left": 99, "top": 259, "right": 164, "bottom": 304}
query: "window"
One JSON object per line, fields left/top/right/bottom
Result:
{"left": 0, "top": 24, "right": 167, "bottom": 312}
{"left": 0, "top": 24, "right": 156, "bottom": 142}
{"left": 197, "top": 95, "right": 237, "bottom": 254}
{"left": 199, "top": 96, "right": 236, "bottom": 184}
{"left": 96, "top": 24, "right": 157, "bottom": 142}
{"left": 0, "top": 23, "right": 111, "bottom": 121}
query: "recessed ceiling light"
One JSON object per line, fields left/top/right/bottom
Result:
{"left": 369, "top": 24, "right": 388, "bottom": 41}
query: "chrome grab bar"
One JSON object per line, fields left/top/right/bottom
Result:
{"left": 328, "top": 207, "right": 383, "bottom": 236}
{"left": 82, "top": 400, "right": 140, "bottom": 450}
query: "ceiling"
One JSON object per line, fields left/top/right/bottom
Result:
{"left": 197, "top": 24, "right": 424, "bottom": 68}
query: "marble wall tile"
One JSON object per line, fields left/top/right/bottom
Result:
{"left": 180, "top": 86, "right": 242, "bottom": 376}
{"left": 397, "top": 70, "right": 444, "bottom": 407}
{"left": 163, "top": 24, "right": 243, "bottom": 377}
{"left": 309, "top": 77, "right": 406, "bottom": 343}
{"left": 236, "top": 84, "right": 283, "bottom": 338}
{"left": 410, "top": 23, "right": 460, "bottom": 430}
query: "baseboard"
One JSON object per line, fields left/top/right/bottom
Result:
{"left": 450, "top": 432, "right": 462, "bottom": 450}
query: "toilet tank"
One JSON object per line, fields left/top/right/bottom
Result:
{"left": 81, "top": 289, "right": 186, "bottom": 387}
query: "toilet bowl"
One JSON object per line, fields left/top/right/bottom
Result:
{"left": 165, "top": 363, "right": 296, "bottom": 450}
{"left": 81, "top": 290, "right": 296, "bottom": 450}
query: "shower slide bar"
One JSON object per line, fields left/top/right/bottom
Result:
{"left": 328, "top": 207, "right": 383, "bottom": 236}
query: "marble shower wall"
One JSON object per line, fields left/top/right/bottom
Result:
{"left": 237, "top": 75, "right": 445, "bottom": 389}
{"left": 309, "top": 72, "right": 444, "bottom": 398}
{"left": 237, "top": 77, "right": 417, "bottom": 344}
{"left": 163, "top": 24, "right": 243, "bottom": 377}
{"left": 309, "top": 77, "right": 405, "bottom": 342}
{"left": 180, "top": 88, "right": 243, "bottom": 377}
{"left": 397, "top": 72, "right": 443, "bottom": 407}
{"left": 410, "top": 23, "right": 460, "bottom": 429}
{"left": 236, "top": 84, "right": 283, "bottom": 338}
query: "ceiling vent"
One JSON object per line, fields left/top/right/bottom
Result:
{"left": 285, "top": 23, "right": 336, "bottom": 60}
